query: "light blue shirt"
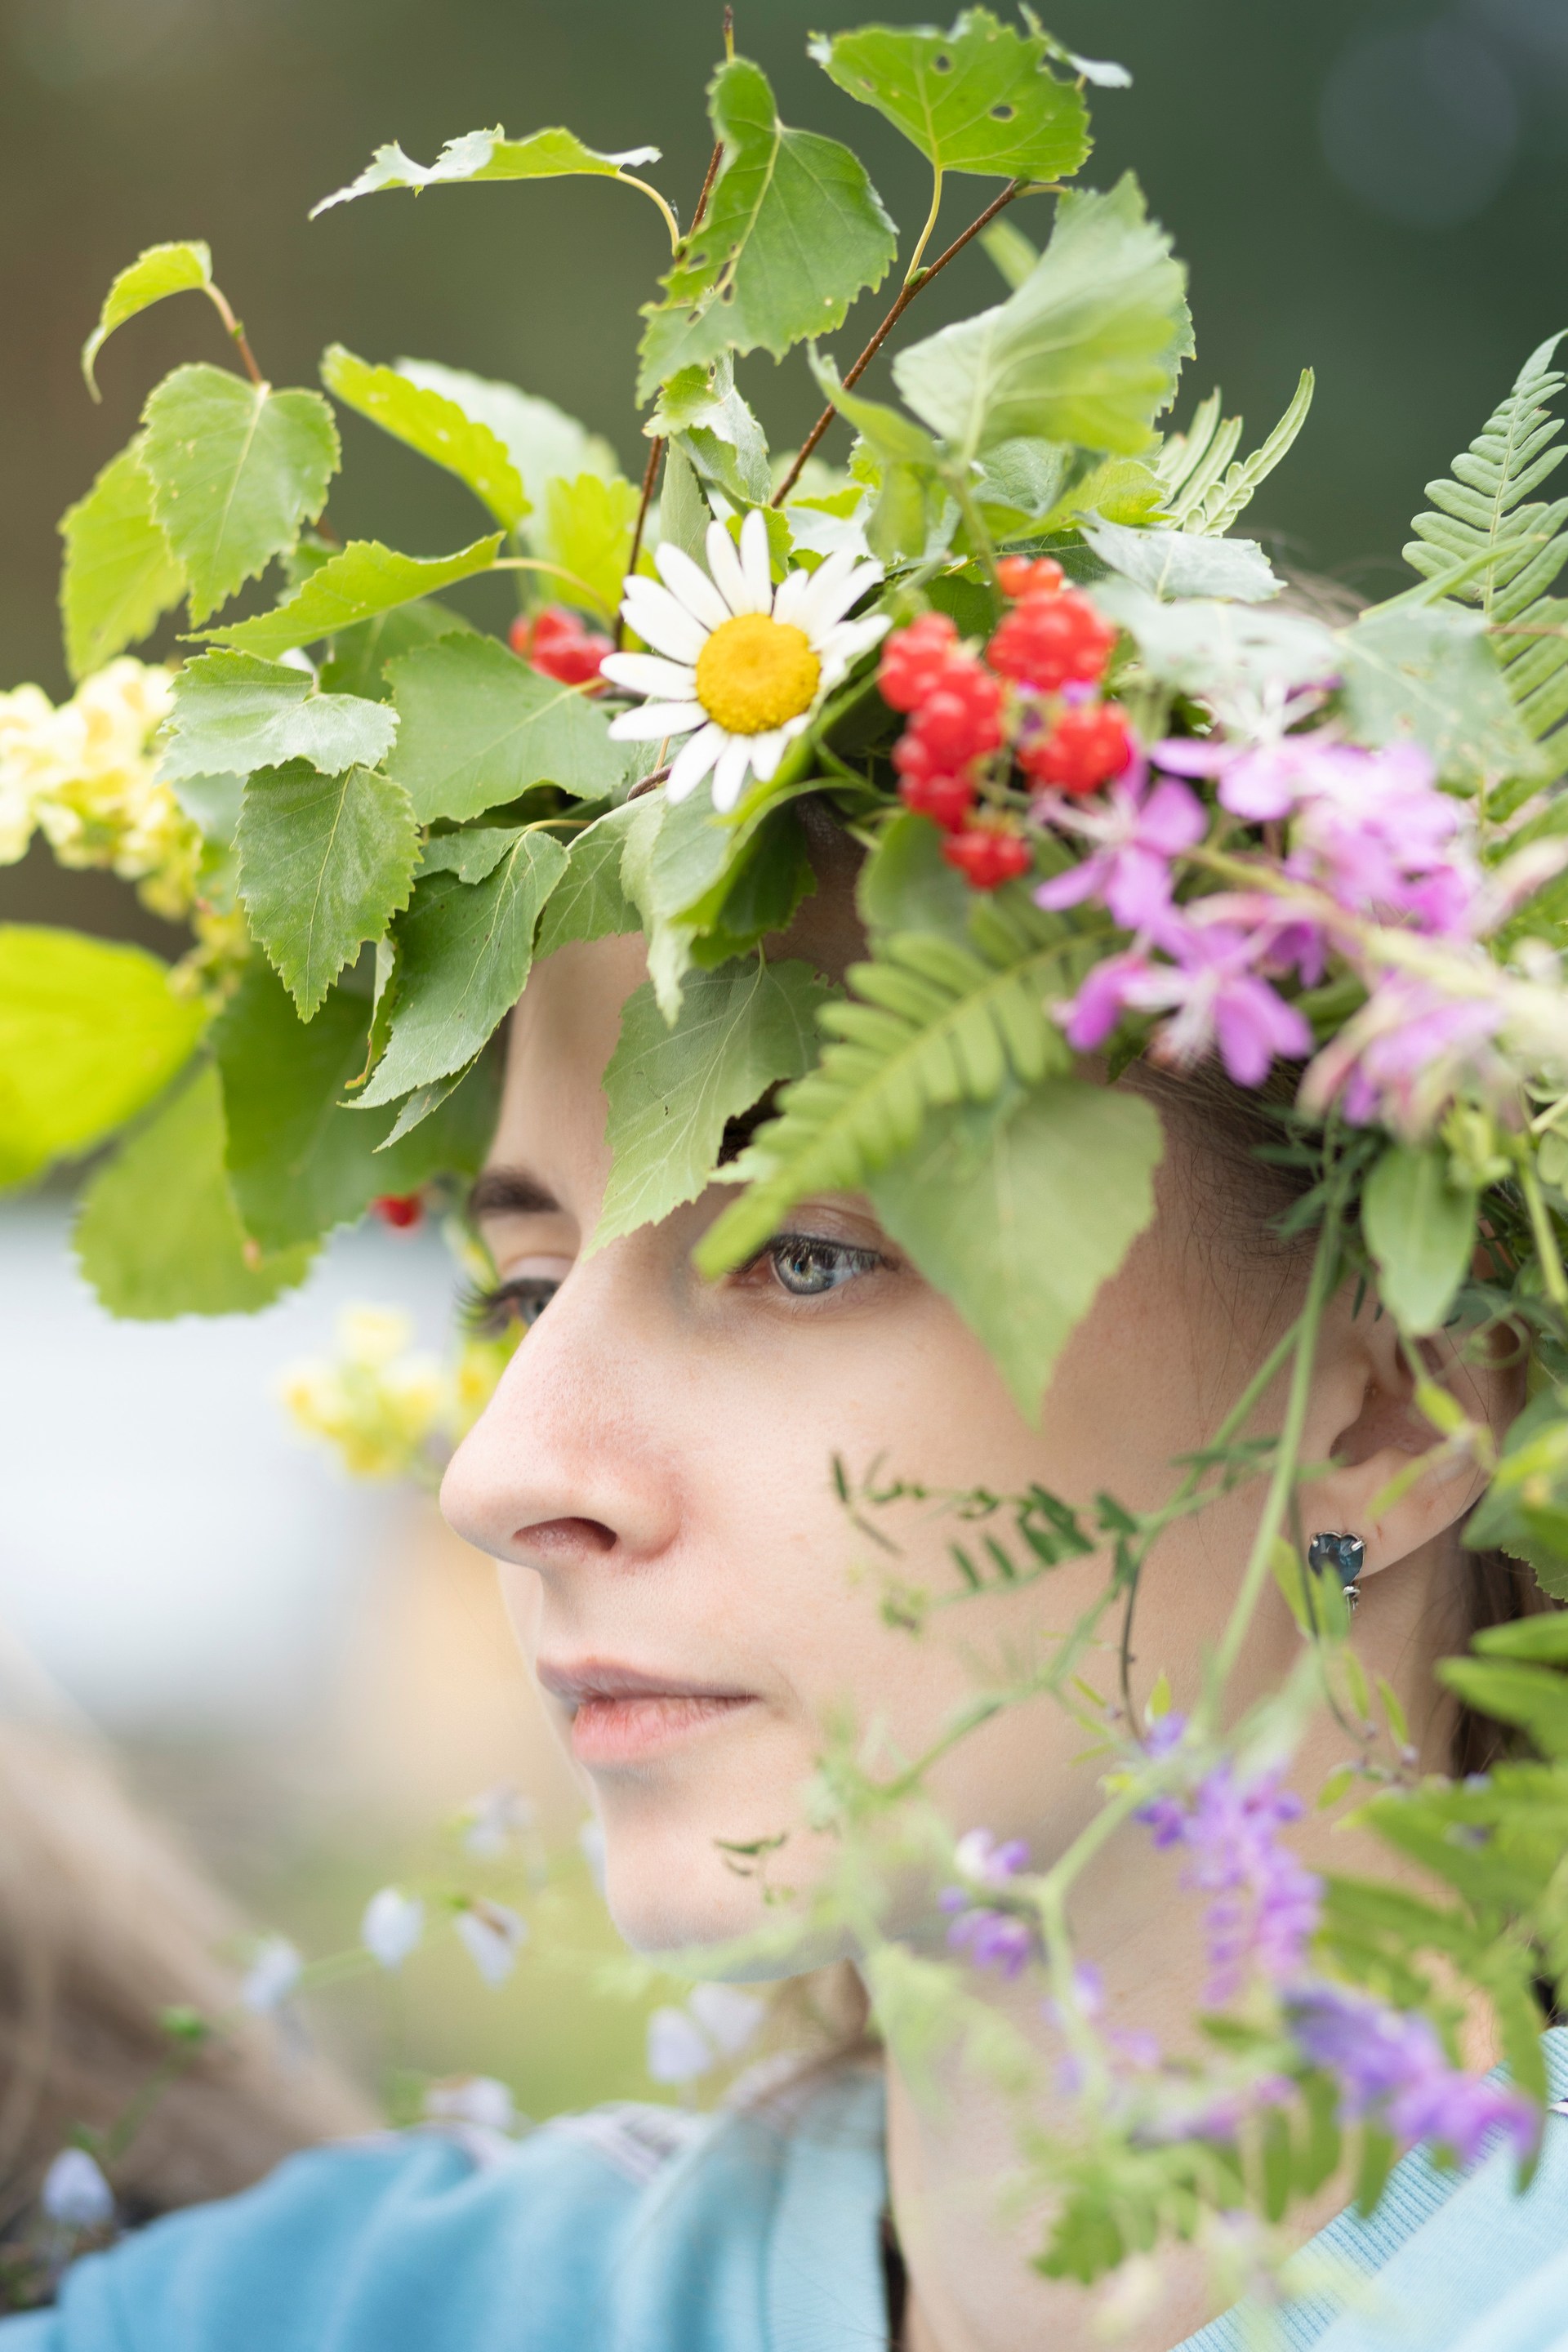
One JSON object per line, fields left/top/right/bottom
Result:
{"left": 5, "top": 2038, "right": 1568, "bottom": 2351}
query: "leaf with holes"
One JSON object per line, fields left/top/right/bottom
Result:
{"left": 195, "top": 534, "right": 502, "bottom": 659}
{"left": 82, "top": 239, "right": 213, "bottom": 396}
{"left": 808, "top": 11, "right": 1091, "bottom": 184}
{"left": 312, "top": 126, "right": 662, "bottom": 215}
{"left": 638, "top": 56, "right": 898, "bottom": 397}
{"left": 387, "top": 632, "right": 630, "bottom": 823}
{"left": 58, "top": 439, "right": 185, "bottom": 679}
{"left": 163, "top": 651, "right": 398, "bottom": 781}
{"left": 237, "top": 760, "right": 420, "bottom": 1019}
{"left": 321, "top": 345, "right": 528, "bottom": 530}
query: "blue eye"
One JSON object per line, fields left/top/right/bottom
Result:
{"left": 767, "top": 1235, "right": 881, "bottom": 1297}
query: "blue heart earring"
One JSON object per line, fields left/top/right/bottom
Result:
{"left": 1307, "top": 1532, "right": 1366, "bottom": 1615}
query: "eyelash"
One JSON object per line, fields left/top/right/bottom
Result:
{"left": 460, "top": 1232, "right": 886, "bottom": 1334}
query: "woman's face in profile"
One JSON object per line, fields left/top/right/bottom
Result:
{"left": 440, "top": 934, "right": 1308, "bottom": 1959}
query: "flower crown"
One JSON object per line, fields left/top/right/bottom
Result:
{"left": 7, "top": 9, "right": 1568, "bottom": 1597}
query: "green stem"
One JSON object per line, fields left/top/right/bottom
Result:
{"left": 1520, "top": 1155, "right": 1568, "bottom": 1312}
{"left": 905, "top": 167, "right": 946, "bottom": 286}
{"left": 618, "top": 174, "right": 681, "bottom": 252}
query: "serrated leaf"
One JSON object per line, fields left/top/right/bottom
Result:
{"left": 163, "top": 649, "right": 398, "bottom": 781}
{"left": 82, "top": 239, "right": 212, "bottom": 396}
{"left": 394, "top": 362, "right": 621, "bottom": 526}
{"left": 808, "top": 10, "right": 1091, "bottom": 182}
{"left": 387, "top": 632, "right": 629, "bottom": 823}
{"left": 595, "top": 960, "right": 830, "bottom": 1252}
{"left": 537, "top": 473, "right": 639, "bottom": 621}
{"left": 1340, "top": 606, "right": 1537, "bottom": 786}
{"left": 0, "top": 925, "right": 205, "bottom": 1189}
{"left": 1362, "top": 1143, "right": 1477, "bottom": 1335}
{"left": 657, "top": 439, "right": 712, "bottom": 564}
{"left": 214, "top": 964, "right": 496, "bottom": 1248}
{"left": 867, "top": 1081, "right": 1163, "bottom": 1419}
{"left": 417, "top": 826, "right": 521, "bottom": 885}
{"left": 638, "top": 56, "right": 897, "bottom": 398}
{"left": 320, "top": 345, "right": 528, "bottom": 530}
{"left": 140, "top": 365, "right": 339, "bottom": 622}
{"left": 312, "top": 125, "right": 662, "bottom": 216}
{"left": 57, "top": 439, "right": 185, "bottom": 680}
{"left": 651, "top": 356, "right": 771, "bottom": 506}
{"left": 535, "top": 802, "right": 642, "bottom": 956}
{"left": 237, "top": 760, "right": 419, "bottom": 1019}
{"left": 357, "top": 832, "right": 569, "bottom": 1106}
{"left": 194, "top": 534, "right": 502, "bottom": 659}
{"left": 893, "top": 175, "right": 1192, "bottom": 461}
{"left": 1094, "top": 580, "right": 1338, "bottom": 696}
{"left": 74, "top": 1063, "right": 314, "bottom": 1317}
{"left": 317, "top": 597, "right": 475, "bottom": 701}
{"left": 808, "top": 348, "right": 943, "bottom": 470}
{"left": 1080, "top": 514, "right": 1280, "bottom": 603}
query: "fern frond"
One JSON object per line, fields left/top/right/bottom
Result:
{"left": 695, "top": 898, "right": 1106, "bottom": 1273}
{"left": 1405, "top": 332, "right": 1568, "bottom": 784}
{"left": 1159, "top": 371, "right": 1316, "bottom": 536}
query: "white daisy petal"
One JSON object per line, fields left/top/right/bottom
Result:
{"left": 665, "top": 724, "right": 725, "bottom": 804}
{"left": 711, "top": 734, "right": 755, "bottom": 812}
{"left": 607, "top": 702, "right": 705, "bottom": 742}
{"left": 620, "top": 580, "right": 710, "bottom": 664}
{"left": 770, "top": 568, "right": 815, "bottom": 628}
{"left": 652, "top": 543, "right": 732, "bottom": 635}
{"left": 738, "top": 509, "right": 773, "bottom": 610}
{"left": 598, "top": 652, "right": 697, "bottom": 699}
{"left": 706, "top": 520, "right": 755, "bottom": 617}
{"left": 804, "top": 556, "right": 884, "bottom": 636}
{"left": 746, "top": 728, "right": 787, "bottom": 784}
{"left": 820, "top": 612, "right": 891, "bottom": 671}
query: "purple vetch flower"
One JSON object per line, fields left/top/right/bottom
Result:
{"left": 1300, "top": 973, "right": 1508, "bottom": 1138}
{"left": 1139, "top": 1761, "right": 1323, "bottom": 2002}
{"left": 1033, "top": 767, "right": 1207, "bottom": 932}
{"left": 1287, "top": 1983, "right": 1537, "bottom": 2166}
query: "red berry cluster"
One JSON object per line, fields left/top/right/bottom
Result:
{"left": 877, "top": 558, "right": 1132, "bottom": 888}
{"left": 508, "top": 604, "right": 612, "bottom": 688}
{"left": 370, "top": 1192, "right": 424, "bottom": 1232}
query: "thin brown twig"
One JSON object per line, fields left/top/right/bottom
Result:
{"left": 772, "top": 179, "right": 1042, "bottom": 508}
{"left": 203, "top": 283, "right": 265, "bottom": 389}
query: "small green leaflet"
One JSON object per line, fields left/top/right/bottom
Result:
{"left": 394, "top": 362, "right": 621, "bottom": 519}
{"left": 57, "top": 439, "right": 185, "bottom": 680}
{"left": 595, "top": 960, "right": 831, "bottom": 1252}
{"left": 320, "top": 345, "right": 528, "bottom": 531}
{"left": 417, "top": 826, "right": 522, "bottom": 885}
{"left": 0, "top": 925, "right": 205, "bottom": 1189}
{"left": 237, "top": 760, "right": 420, "bottom": 1019}
{"left": 1080, "top": 514, "right": 1281, "bottom": 603}
{"left": 638, "top": 56, "right": 898, "bottom": 398}
{"left": 357, "top": 831, "right": 569, "bottom": 1107}
{"left": 657, "top": 440, "right": 712, "bottom": 564}
{"left": 387, "top": 633, "right": 629, "bottom": 824}
{"left": 539, "top": 474, "right": 639, "bottom": 620}
{"left": 535, "top": 801, "right": 641, "bottom": 957}
{"left": 1340, "top": 606, "right": 1538, "bottom": 785}
{"left": 1362, "top": 1143, "right": 1478, "bottom": 1336}
{"left": 867, "top": 1080, "right": 1164, "bottom": 1420}
{"left": 82, "top": 239, "right": 213, "bottom": 397}
{"left": 74, "top": 1063, "right": 314, "bottom": 1318}
{"left": 651, "top": 357, "right": 771, "bottom": 506}
{"left": 893, "top": 176, "right": 1192, "bottom": 461}
{"left": 808, "top": 11, "right": 1091, "bottom": 184}
{"left": 312, "top": 126, "right": 661, "bottom": 215}
{"left": 317, "top": 598, "right": 474, "bottom": 702}
{"left": 163, "top": 650, "right": 399, "bottom": 780}
{"left": 215, "top": 965, "right": 496, "bottom": 1249}
{"left": 195, "top": 534, "right": 502, "bottom": 658}
{"left": 140, "top": 364, "right": 341, "bottom": 622}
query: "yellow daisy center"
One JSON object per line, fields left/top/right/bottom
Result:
{"left": 694, "top": 613, "right": 821, "bottom": 737}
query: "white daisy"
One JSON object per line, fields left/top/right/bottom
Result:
{"left": 599, "top": 509, "right": 889, "bottom": 812}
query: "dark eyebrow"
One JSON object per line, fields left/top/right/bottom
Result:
{"left": 467, "top": 1167, "right": 561, "bottom": 1220}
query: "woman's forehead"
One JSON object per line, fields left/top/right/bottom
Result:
{"left": 493, "top": 933, "right": 648, "bottom": 1164}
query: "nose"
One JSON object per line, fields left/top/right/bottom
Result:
{"left": 439, "top": 1250, "right": 683, "bottom": 1576}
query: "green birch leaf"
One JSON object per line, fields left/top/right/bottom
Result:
{"left": 0, "top": 926, "right": 205, "bottom": 1189}
{"left": 312, "top": 126, "right": 662, "bottom": 216}
{"left": 537, "top": 473, "right": 639, "bottom": 621}
{"left": 58, "top": 439, "right": 185, "bottom": 680}
{"left": 637, "top": 56, "right": 898, "bottom": 398}
{"left": 214, "top": 964, "right": 496, "bottom": 1249}
{"left": 320, "top": 345, "right": 528, "bottom": 530}
{"left": 82, "top": 239, "right": 212, "bottom": 396}
{"left": 317, "top": 598, "right": 474, "bottom": 701}
{"left": 140, "top": 365, "right": 340, "bottom": 622}
{"left": 394, "top": 363, "right": 620, "bottom": 520}
{"left": 657, "top": 439, "right": 712, "bottom": 564}
{"left": 1339, "top": 606, "right": 1537, "bottom": 785}
{"left": 417, "top": 826, "right": 522, "bottom": 885}
{"left": 535, "top": 801, "right": 641, "bottom": 956}
{"left": 651, "top": 356, "right": 771, "bottom": 505}
{"left": 892, "top": 175, "right": 1192, "bottom": 461}
{"left": 387, "top": 632, "right": 629, "bottom": 823}
{"left": 808, "top": 10, "right": 1091, "bottom": 182}
{"left": 808, "top": 349, "right": 943, "bottom": 470}
{"left": 1362, "top": 1143, "right": 1478, "bottom": 1336}
{"left": 1080, "top": 514, "right": 1280, "bottom": 602}
{"left": 237, "top": 760, "right": 420, "bottom": 1019}
{"left": 195, "top": 534, "right": 502, "bottom": 659}
{"left": 357, "top": 832, "right": 569, "bottom": 1106}
{"left": 595, "top": 960, "right": 830, "bottom": 1251}
{"left": 74, "top": 1063, "right": 314, "bottom": 1317}
{"left": 866, "top": 1080, "right": 1163, "bottom": 1420}
{"left": 163, "top": 650, "right": 398, "bottom": 780}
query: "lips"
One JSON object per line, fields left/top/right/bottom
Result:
{"left": 537, "top": 1659, "right": 758, "bottom": 1768}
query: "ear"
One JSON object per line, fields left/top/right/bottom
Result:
{"left": 1293, "top": 1290, "right": 1517, "bottom": 1584}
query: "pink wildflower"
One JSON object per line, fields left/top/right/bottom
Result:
{"left": 1034, "top": 767, "right": 1207, "bottom": 932}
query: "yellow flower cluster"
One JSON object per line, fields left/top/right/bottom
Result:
{"left": 278, "top": 1306, "right": 519, "bottom": 1484}
{"left": 0, "top": 658, "right": 203, "bottom": 921}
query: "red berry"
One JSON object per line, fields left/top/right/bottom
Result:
{"left": 905, "top": 662, "right": 1005, "bottom": 764}
{"left": 987, "top": 590, "right": 1116, "bottom": 692}
{"left": 942, "top": 827, "right": 1033, "bottom": 890}
{"left": 899, "top": 772, "right": 976, "bottom": 830}
{"left": 510, "top": 604, "right": 612, "bottom": 688}
{"left": 371, "top": 1193, "right": 424, "bottom": 1231}
{"left": 996, "top": 555, "right": 1066, "bottom": 600}
{"left": 1019, "top": 702, "right": 1134, "bottom": 795}
{"left": 878, "top": 612, "right": 962, "bottom": 711}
